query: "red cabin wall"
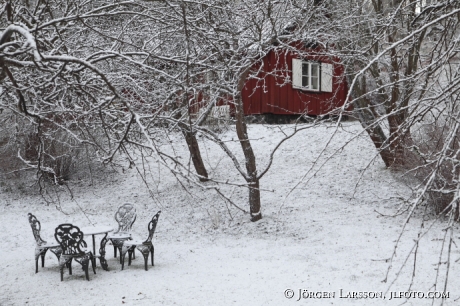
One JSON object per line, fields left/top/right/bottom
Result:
{"left": 242, "top": 48, "right": 348, "bottom": 116}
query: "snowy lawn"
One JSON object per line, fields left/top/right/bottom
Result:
{"left": 0, "top": 122, "right": 458, "bottom": 306}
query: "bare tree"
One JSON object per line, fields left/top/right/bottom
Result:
{"left": 1, "top": 0, "right": 325, "bottom": 221}
{"left": 0, "top": 0, "right": 155, "bottom": 188}
{"left": 147, "top": 0, "right": 335, "bottom": 221}
{"left": 321, "top": 0, "right": 460, "bottom": 297}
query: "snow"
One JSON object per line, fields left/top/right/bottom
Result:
{"left": 0, "top": 121, "right": 458, "bottom": 305}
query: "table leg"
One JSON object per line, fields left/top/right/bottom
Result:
{"left": 99, "top": 233, "right": 109, "bottom": 271}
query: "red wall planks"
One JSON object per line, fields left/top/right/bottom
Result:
{"left": 242, "top": 47, "right": 347, "bottom": 116}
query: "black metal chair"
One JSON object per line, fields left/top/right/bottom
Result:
{"left": 28, "top": 213, "right": 62, "bottom": 273}
{"left": 121, "top": 211, "right": 161, "bottom": 271}
{"left": 54, "top": 224, "right": 96, "bottom": 281}
{"left": 107, "top": 203, "right": 137, "bottom": 261}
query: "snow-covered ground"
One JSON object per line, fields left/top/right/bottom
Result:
{"left": 0, "top": 122, "right": 458, "bottom": 306}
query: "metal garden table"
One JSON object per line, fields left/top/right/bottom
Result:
{"left": 80, "top": 225, "right": 113, "bottom": 271}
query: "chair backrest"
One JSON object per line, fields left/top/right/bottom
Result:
{"left": 114, "top": 203, "right": 137, "bottom": 233}
{"left": 54, "top": 224, "right": 88, "bottom": 255}
{"left": 28, "top": 213, "right": 47, "bottom": 246}
{"left": 143, "top": 211, "right": 161, "bottom": 244}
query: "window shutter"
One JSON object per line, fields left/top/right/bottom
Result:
{"left": 292, "top": 58, "right": 302, "bottom": 89}
{"left": 321, "top": 63, "right": 333, "bottom": 92}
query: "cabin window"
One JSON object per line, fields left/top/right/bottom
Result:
{"left": 302, "top": 62, "right": 320, "bottom": 91}
{"left": 292, "top": 58, "right": 333, "bottom": 93}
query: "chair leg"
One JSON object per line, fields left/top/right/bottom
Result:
{"left": 121, "top": 252, "right": 127, "bottom": 270}
{"left": 91, "top": 256, "right": 96, "bottom": 274}
{"left": 68, "top": 258, "right": 73, "bottom": 275}
{"left": 118, "top": 246, "right": 124, "bottom": 264}
{"left": 151, "top": 246, "right": 154, "bottom": 266}
{"left": 85, "top": 266, "right": 90, "bottom": 281}
{"left": 59, "top": 258, "right": 69, "bottom": 282}
{"left": 128, "top": 249, "right": 133, "bottom": 266}
{"left": 35, "top": 256, "right": 39, "bottom": 274}
{"left": 121, "top": 245, "right": 130, "bottom": 270}
{"left": 141, "top": 251, "right": 149, "bottom": 271}
{"left": 82, "top": 259, "right": 90, "bottom": 281}
{"left": 35, "top": 248, "right": 46, "bottom": 273}
{"left": 42, "top": 248, "right": 49, "bottom": 268}
{"left": 112, "top": 239, "right": 127, "bottom": 261}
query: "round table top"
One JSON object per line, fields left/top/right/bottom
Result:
{"left": 80, "top": 225, "right": 113, "bottom": 235}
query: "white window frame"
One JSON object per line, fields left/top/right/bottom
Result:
{"left": 292, "top": 58, "right": 333, "bottom": 93}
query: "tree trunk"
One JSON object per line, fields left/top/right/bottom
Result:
{"left": 183, "top": 130, "right": 209, "bottom": 182}
{"left": 174, "top": 110, "right": 209, "bottom": 182}
{"left": 386, "top": 113, "right": 406, "bottom": 168}
{"left": 356, "top": 104, "right": 407, "bottom": 168}
{"left": 234, "top": 89, "right": 262, "bottom": 222}
{"left": 352, "top": 76, "right": 393, "bottom": 167}
{"left": 248, "top": 178, "right": 262, "bottom": 222}
{"left": 354, "top": 96, "right": 391, "bottom": 166}
{"left": 179, "top": 4, "right": 209, "bottom": 182}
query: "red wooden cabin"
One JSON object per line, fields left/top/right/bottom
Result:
{"left": 241, "top": 45, "right": 348, "bottom": 121}
{"left": 130, "top": 43, "right": 348, "bottom": 122}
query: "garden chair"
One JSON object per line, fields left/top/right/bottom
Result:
{"left": 121, "top": 211, "right": 161, "bottom": 271}
{"left": 54, "top": 224, "right": 96, "bottom": 281}
{"left": 28, "top": 213, "right": 62, "bottom": 273}
{"left": 107, "top": 203, "right": 137, "bottom": 261}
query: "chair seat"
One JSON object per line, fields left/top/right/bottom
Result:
{"left": 38, "top": 242, "right": 60, "bottom": 248}
{"left": 123, "top": 239, "right": 149, "bottom": 246}
{"left": 107, "top": 232, "right": 132, "bottom": 239}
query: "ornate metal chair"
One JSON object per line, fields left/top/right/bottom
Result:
{"left": 54, "top": 224, "right": 96, "bottom": 281}
{"left": 28, "top": 213, "right": 62, "bottom": 273}
{"left": 107, "top": 203, "right": 137, "bottom": 261}
{"left": 121, "top": 211, "right": 161, "bottom": 271}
